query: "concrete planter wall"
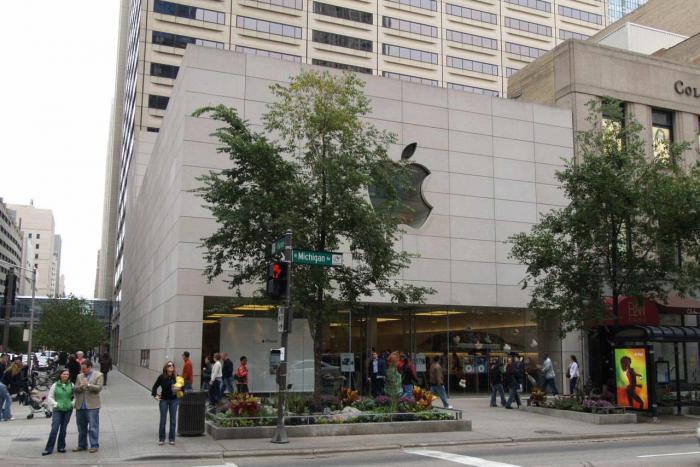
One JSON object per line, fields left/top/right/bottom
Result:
{"left": 523, "top": 406, "right": 637, "bottom": 424}
{"left": 206, "top": 419, "right": 472, "bottom": 440}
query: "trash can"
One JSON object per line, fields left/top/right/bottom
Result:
{"left": 178, "top": 390, "right": 208, "bottom": 436}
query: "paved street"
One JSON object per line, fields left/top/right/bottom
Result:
{"left": 0, "top": 367, "right": 697, "bottom": 465}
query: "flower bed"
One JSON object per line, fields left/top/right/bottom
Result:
{"left": 524, "top": 396, "right": 636, "bottom": 424}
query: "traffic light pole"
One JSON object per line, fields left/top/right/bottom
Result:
{"left": 271, "top": 229, "right": 292, "bottom": 444}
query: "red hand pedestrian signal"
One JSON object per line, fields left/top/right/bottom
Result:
{"left": 266, "top": 261, "right": 288, "bottom": 299}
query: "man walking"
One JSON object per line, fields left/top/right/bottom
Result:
{"left": 221, "top": 353, "right": 234, "bottom": 395}
{"left": 367, "top": 351, "right": 386, "bottom": 397}
{"left": 182, "top": 351, "right": 193, "bottom": 391}
{"left": 66, "top": 354, "right": 81, "bottom": 384}
{"left": 489, "top": 360, "right": 507, "bottom": 407}
{"left": 208, "top": 353, "right": 222, "bottom": 405}
{"left": 542, "top": 353, "right": 558, "bottom": 396}
{"left": 73, "top": 360, "right": 103, "bottom": 453}
{"left": 504, "top": 356, "right": 522, "bottom": 409}
{"left": 429, "top": 355, "right": 452, "bottom": 408}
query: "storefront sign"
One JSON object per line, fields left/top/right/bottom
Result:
{"left": 340, "top": 353, "right": 354, "bottom": 372}
{"left": 674, "top": 80, "right": 700, "bottom": 98}
{"left": 614, "top": 347, "right": 649, "bottom": 411}
{"left": 415, "top": 353, "right": 426, "bottom": 372}
{"left": 603, "top": 296, "right": 660, "bottom": 326}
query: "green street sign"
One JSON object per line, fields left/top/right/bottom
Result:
{"left": 272, "top": 237, "right": 286, "bottom": 255}
{"left": 292, "top": 249, "right": 343, "bottom": 267}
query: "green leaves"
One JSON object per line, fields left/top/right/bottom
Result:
{"left": 34, "top": 296, "right": 106, "bottom": 352}
{"left": 510, "top": 98, "right": 700, "bottom": 336}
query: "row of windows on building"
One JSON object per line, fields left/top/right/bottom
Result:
{"left": 602, "top": 106, "right": 684, "bottom": 161}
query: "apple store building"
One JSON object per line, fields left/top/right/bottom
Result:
{"left": 116, "top": 46, "right": 577, "bottom": 395}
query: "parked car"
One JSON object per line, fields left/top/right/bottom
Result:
{"left": 287, "top": 359, "right": 345, "bottom": 393}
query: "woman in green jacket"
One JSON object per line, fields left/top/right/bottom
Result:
{"left": 42, "top": 369, "right": 74, "bottom": 455}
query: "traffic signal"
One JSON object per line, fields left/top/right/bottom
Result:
{"left": 266, "top": 260, "right": 288, "bottom": 299}
{"left": 3, "top": 270, "right": 17, "bottom": 306}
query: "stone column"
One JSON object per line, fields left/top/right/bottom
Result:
{"left": 626, "top": 103, "right": 654, "bottom": 160}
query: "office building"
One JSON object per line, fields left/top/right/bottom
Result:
{"left": 7, "top": 202, "right": 60, "bottom": 297}
{"left": 606, "top": 0, "right": 647, "bottom": 23}
{"left": 0, "top": 198, "right": 23, "bottom": 291}
{"left": 52, "top": 235, "right": 63, "bottom": 297}
{"left": 99, "top": 0, "right": 613, "bottom": 306}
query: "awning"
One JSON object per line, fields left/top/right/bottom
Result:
{"left": 655, "top": 294, "right": 700, "bottom": 314}
{"left": 614, "top": 325, "right": 700, "bottom": 343}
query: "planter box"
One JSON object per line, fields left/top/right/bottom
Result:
{"left": 523, "top": 406, "right": 637, "bottom": 424}
{"left": 206, "top": 418, "right": 471, "bottom": 440}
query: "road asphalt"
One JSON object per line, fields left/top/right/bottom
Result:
{"left": 0, "top": 367, "right": 697, "bottom": 465}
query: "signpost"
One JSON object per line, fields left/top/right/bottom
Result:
{"left": 271, "top": 237, "right": 286, "bottom": 256}
{"left": 292, "top": 249, "right": 343, "bottom": 267}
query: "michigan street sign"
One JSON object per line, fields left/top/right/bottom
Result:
{"left": 292, "top": 249, "right": 343, "bottom": 267}
{"left": 272, "top": 237, "right": 286, "bottom": 255}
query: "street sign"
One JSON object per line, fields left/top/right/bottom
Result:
{"left": 272, "top": 237, "right": 286, "bottom": 255}
{"left": 292, "top": 249, "right": 343, "bottom": 267}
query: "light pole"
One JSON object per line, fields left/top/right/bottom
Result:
{"left": 0, "top": 260, "right": 37, "bottom": 372}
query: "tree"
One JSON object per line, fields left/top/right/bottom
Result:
{"left": 34, "top": 296, "right": 106, "bottom": 352}
{"left": 195, "top": 70, "right": 432, "bottom": 395}
{"left": 510, "top": 99, "right": 700, "bottom": 336}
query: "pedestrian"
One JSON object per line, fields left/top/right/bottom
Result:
{"left": 201, "top": 355, "right": 212, "bottom": 391}
{"left": 567, "top": 355, "right": 580, "bottom": 395}
{"left": 76, "top": 351, "right": 85, "bottom": 366}
{"left": 221, "top": 353, "right": 234, "bottom": 395}
{"left": 73, "top": 360, "right": 103, "bottom": 453}
{"left": 398, "top": 354, "right": 418, "bottom": 400}
{"left": 489, "top": 359, "right": 507, "bottom": 408}
{"left": 99, "top": 352, "right": 113, "bottom": 386}
{"left": 2, "top": 360, "right": 23, "bottom": 396}
{"left": 0, "top": 369, "right": 14, "bottom": 421}
{"left": 42, "top": 369, "right": 74, "bottom": 455}
{"left": 0, "top": 353, "right": 8, "bottom": 375}
{"left": 182, "top": 351, "right": 193, "bottom": 391}
{"left": 66, "top": 354, "right": 81, "bottom": 384}
{"left": 151, "top": 361, "right": 180, "bottom": 445}
{"left": 57, "top": 351, "right": 68, "bottom": 367}
{"left": 504, "top": 356, "right": 522, "bottom": 409}
{"left": 367, "top": 351, "right": 387, "bottom": 397}
{"left": 542, "top": 353, "right": 558, "bottom": 396}
{"left": 208, "top": 353, "right": 222, "bottom": 405}
{"left": 429, "top": 355, "right": 452, "bottom": 408}
{"left": 235, "top": 356, "right": 249, "bottom": 393}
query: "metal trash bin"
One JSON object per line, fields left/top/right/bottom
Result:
{"left": 177, "top": 390, "right": 208, "bottom": 436}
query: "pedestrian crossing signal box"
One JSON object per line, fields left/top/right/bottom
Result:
{"left": 270, "top": 348, "right": 284, "bottom": 374}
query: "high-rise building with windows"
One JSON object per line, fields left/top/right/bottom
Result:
{"left": 0, "top": 198, "right": 23, "bottom": 292}
{"left": 99, "top": 0, "right": 611, "bottom": 307}
{"left": 607, "top": 0, "right": 647, "bottom": 23}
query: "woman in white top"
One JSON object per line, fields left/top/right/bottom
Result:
{"left": 567, "top": 355, "right": 579, "bottom": 395}
{"left": 208, "top": 353, "right": 222, "bottom": 405}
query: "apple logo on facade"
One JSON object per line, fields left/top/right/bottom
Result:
{"left": 369, "top": 142, "right": 432, "bottom": 229}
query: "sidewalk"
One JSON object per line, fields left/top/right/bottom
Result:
{"left": 0, "top": 368, "right": 696, "bottom": 464}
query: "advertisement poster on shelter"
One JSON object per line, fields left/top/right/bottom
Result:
{"left": 614, "top": 347, "right": 649, "bottom": 410}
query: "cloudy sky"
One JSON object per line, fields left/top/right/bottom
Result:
{"left": 0, "top": 1, "right": 120, "bottom": 297}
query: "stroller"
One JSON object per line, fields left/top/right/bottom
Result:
{"left": 17, "top": 372, "right": 52, "bottom": 419}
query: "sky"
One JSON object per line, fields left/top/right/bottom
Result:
{"left": 0, "top": 1, "right": 120, "bottom": 298}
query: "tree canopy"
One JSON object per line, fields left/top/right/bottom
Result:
{"left": 195, "top": 70, "right": 432, "bottom": 393}
{"left": 510, "top": 99, "right": 700, "bottom": 336}
{"left": 34, "top": 296, "right": 106, "bottom": 352}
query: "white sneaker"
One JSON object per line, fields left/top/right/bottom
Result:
{"left": 158, "top": 441, "right": 164, "bottom": 446}
{"left": 8, "top": 416, "right": 15, "bottom": 421}
{"left": 447, "top": 405, "right": 453, "bottom": 409}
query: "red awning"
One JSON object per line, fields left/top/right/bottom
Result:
{"left": 655, "top": 295, "right": 700, "bottom": 314}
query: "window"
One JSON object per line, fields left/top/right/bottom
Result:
{"left": 34, "top": 263, "right": 38, "bottom": 269}
{"left": 382, "top": 43, "right": 438, "bottom": 64}
{"left": 152, "top": 30, "right": 224, "bottom": 49}
{"left": 314, "top": 2, "right": 372, "bottom": 24}
{"left": 236, "top": 45, "right": 302, "bottom": 63}
{"left": 382, "top": 71, "right": 438, "bottom": 86}
{"left": 237, "top": 16, "right": 303, "bottom": 39}
{"left": 505, "top": 67, "right": 519, "bottom": 78}
{"left": 504, "top": 41, "right": 547, "bottom": 59}
{"left": 36, "top": 244, "right": 40, "bottom": 249}
{"left": 140, "top": 349, "right": 150, "bottom": 368}
{"left": 255, "top": 0, "right": 303, "bottom": 10}
{"left": 504, "top": 0, "right": 551, "bottom": 13}
{"left": 36, "top": 234, "right": 40, "bottom": 239}
{"left": 559, "top": 29, "right": 590, "bottom": 41}
{"left": 504, "top": 17, "right": 551, "bottom": 37}
{"left": 602, "top": 99, "right": 624, "bottom": 151}
{"left": 313, "top": 30, "right": 372, "bottom": 51}
{"left": 445, "top": 29, "right": 497, "bottom": 50}
{"left": 150, "top": 63, "right": 179, "bottom": 79}
{"left": 148, "top": 95, "right": 170, "bottom": 110}
{"left": 383, "top": 16, "right": 437, "bottom": 38}
{"left": 557, "top": 5, "right": 603, "bottom": 25}
{"left": 34, "top": 254, "right": 38, "bottom": 259}
{"left": 446, "top": 56, "right": 498, "bottom": 76}
{"left": 154, "top": 0, "right": 225, "bottom": 24}
{"left": 312, "top": 59, "right": 372, "bottom": 74}
{"left": 445, "top": 4, "right": 497, "bottom": 25}
{"left": 652, "top": 109, "right": 673, "bottom": 160}
{"left": 146, "top": 127, "right": 160, "bottom": 133}
{"left": 386, "top": 0, "right": 437, "bottom": 13}
{"left": 448, "top": 82, "right": 499, "bottom": 97}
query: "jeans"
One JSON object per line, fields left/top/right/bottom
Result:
{"left": 490, "top": 384, "right": 506, "bottom": 407}
{"left": 569, "top": 376, "right": 578, "bottom": 395}
{"left": 543, "top": 377, "right": 559, "bottom": 395}
{"left": 506, "top": 384, "right": 521, "bottom": 408}
{"left": 222, "top": 376, "right": 234, "bottom": 394}
{"left": 402, "top": 384, "right": 414, "bottom": 400}
{"left": 0, "top": 382, "right": 11, "bottom": 420}
{"left": 103, "top": 372, "right": 109, "bottom": 386}
{"left": 430, "top": 384, "right": 450, "bottom": 408}
{"left": 76, "top": 408, "right": 100, "bottom": 449}
{"left": 184, "top": 382, "right": 193, "bottom": 391}
{"left": 45, "top": 409, "right": 72, "bottom": 453}
{"left": 159, "top": 398, "right": 179, "bottom": 442}
{"left": 208, "top": 379, "right": 221, "bottom": 404}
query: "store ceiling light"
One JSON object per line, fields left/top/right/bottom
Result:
{"left": 415, "top": 311, "right": 463, "bottom": 316}
{"left": 207, "top": 313, "right": 244, "bottom": 318}
{"left": 376, "top": 317, "right": 400, "bottom": 323}
{"left": 232, "top": 304, "right": 275, "bottom": 311}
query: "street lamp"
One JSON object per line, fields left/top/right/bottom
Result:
{"left": 0, "top": 259, "right": 37, "bottom": 372}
